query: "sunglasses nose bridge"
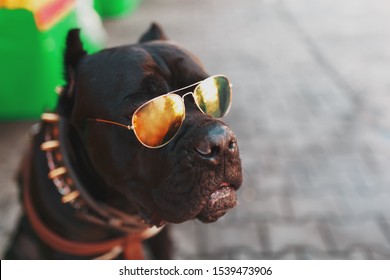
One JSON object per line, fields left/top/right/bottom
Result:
{"left": 181, "top": 92, "right": 193, "bottom": 100}
{"left": 179, "top": 92, "right": 196, "bottom": 114}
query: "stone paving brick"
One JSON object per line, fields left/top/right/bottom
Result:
{"left": 289, "top": 195, "right": 350, "bottom": 222}
{"left": 203, "top": 222, "right": 262, "bottom": 257}
{"left": 0, "top": 229, "right": 11, "bottom": 259}
{"left": 244, "top": 156, "right": 290, "bottom": 196}
{"left": 170, "top": 222, "right": 202, "bottom": 259}
{"left": 267, "top": 221, "right": 329, "bottom": 255}
{"left": 0, "top": 198, "right": 21, "bottom": 258}
{"left": 325, "top": 220, "right": 390, "bottom": 253}
{"left": 0, "top": 195, "right": 21, "bottom": 231}
{"left": 172, "top": 221, "right": 263, "bottom": 260}
{"left": 233, "top": 194, "right": 291, "bottom": 222}
{"left": 345, "top": 194, "right": 390, "bottom": 219}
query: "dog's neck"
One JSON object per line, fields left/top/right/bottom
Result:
{"left": 30, "top": 113, "right": 154, "bottom": 243}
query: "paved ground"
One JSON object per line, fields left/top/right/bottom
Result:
{"left": 1, "top": 0, "right": 390, "bottom": 259}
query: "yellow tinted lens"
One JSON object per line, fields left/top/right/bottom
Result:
{"left": 132, "top": 95, "right": 184, "bottom": 148}
{"left": 193, "top": 75, "right": 231, "bottom": 118}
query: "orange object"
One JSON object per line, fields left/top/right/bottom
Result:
{"left": 0, "top": 0, "right": 75, "bottom": 30}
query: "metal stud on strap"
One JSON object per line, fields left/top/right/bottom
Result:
{"left": 61, "top": 190, "right": 80, "bottom": 204}
{"left": 41, "top": 113, "right": 59, "bottom": 123}
{"left": 55, "top": 86, "right": 64, "bottom": 96}
{"left": 48, "top": 167, "right": 67, "bottom": 179}
{"left": 41, "top": 140, "right": 60, "bottom": 151}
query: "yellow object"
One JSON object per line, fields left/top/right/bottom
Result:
{"left": 0, "top": 0, "right": 75, "bottom": 30}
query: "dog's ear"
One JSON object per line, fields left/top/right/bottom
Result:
{"left": 58, "top": 29, "right": 87, "bottom": 117}
{"left": 139, "top": 23, "right": 168, "bottom": 43}
{"left": 64, "top": 28, "right": 87, "bottom": 94}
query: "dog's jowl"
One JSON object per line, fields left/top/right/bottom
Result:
{"left": 5, "top": 23, "right": 242, "bottom": 259}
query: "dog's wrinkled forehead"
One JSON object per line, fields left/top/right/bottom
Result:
{"left": 72, "top": 42, "right": 207, "bottom": 120}
{"left": 61, "top": 24, "right": 210, "bottom": 123}
{"left": 76, "top": 46, "right": 165, "bottom": 104}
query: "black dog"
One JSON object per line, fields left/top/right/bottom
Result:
{"left": 5, "top": 23, "right": 242, "bottom": 259}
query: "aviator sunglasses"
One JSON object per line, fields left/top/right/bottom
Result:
{"left": 90, "top": 75, "right": 232, "bottom": 148}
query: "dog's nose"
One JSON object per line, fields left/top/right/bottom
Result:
{"left": 194, "top": 124, "right": 238, "bottom": 163}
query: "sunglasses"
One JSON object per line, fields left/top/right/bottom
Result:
{"left": 89, "top": 75, "right": 232, "bottom": 148}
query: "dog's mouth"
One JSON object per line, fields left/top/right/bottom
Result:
{"left": 196, "top": 183, "right": 237, "bottom": 223}
{"left": 139, "top": 182, "right": 239, "bottom": 227}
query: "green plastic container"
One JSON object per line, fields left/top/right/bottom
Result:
{"left": 94, "top": 0, "right": 140, "bottom": 18}
{"left": 0, "top": 1, "right": 102, "bottom": 120}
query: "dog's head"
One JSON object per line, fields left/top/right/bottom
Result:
{"left": 59, "top": 24, "right": 242, "bottom": 226}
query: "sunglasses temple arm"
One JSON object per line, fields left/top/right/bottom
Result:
{"left": 167, "top": 81, "right": 201, "bottom": 95}
{"left": 91, "top": 118, "right": 132, "bottom": 130}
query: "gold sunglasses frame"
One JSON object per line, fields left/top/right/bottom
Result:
{"left": 89, "top": 75, "right": 232, "bottom": 148}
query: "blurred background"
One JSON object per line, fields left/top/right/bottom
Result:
{"left": 1, "top": 0, "right": 390, "bottom": 259}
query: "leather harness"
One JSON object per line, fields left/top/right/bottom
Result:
{"left": 22, "top": 113, "right": 162, "bottom": 259}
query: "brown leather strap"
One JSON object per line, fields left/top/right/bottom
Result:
{"left": 22, "top": 145, "right": 145, "bottom": 259}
